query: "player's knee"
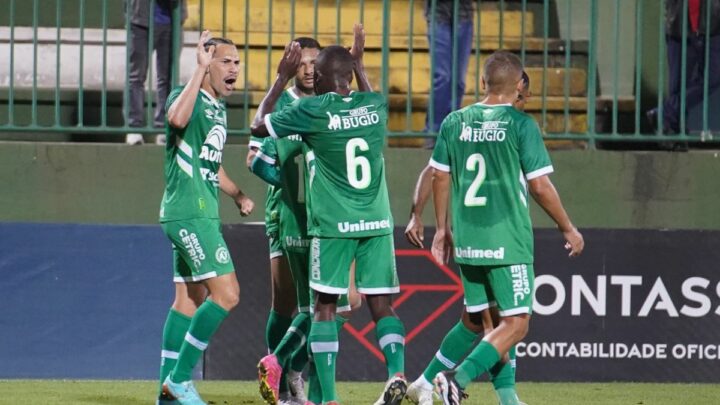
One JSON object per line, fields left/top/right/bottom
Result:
{"left": 213, "top": 287, "right": 240, "bottom": 311}
{"left": 503, "top": 315, "right": 530, "bottom": 343}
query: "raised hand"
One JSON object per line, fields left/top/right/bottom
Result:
{"left": 277, "top": 41, "right": 302, "bottom": 81}
{"left": 349, "top": 23, "right": 365, "bottom": 62}
{"left": 197, "top": 30, "right": 214, "bottom": 69}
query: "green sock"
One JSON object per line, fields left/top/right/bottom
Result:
{"left": 170, "top": 299, "right": 228, "bottom": 383}
{"left": 158, "top": 309, "right": 191, "bottom": 395}
{"left": 422, "top": 322, "right": 477, "bottom": 382}
{"left": 276, "top": 312, "right": 311, "bottom": 368}
{"left": 490, "top": 358, "right": 518, "bottom": 405}
{"left": 309, "top": 320, "right": 339, "bottom": 402}
{"left": 375, "top": 316, "right": 406, "bottom": 378}
{"left": 336, "top": 314, "right": 348, "bottom": 332}
{"left": 454, "top": 340, "right": 500, "bottom": 389}
{"left": 266, "top": 309, "right": 293, "bottom": 352}
{"left": 509, "top": 345, "right": 517, "bottom": 370}
{"left": 307, "top": 355, "right": 322, "bottom": 404}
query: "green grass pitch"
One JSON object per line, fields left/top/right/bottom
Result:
{"left": 1, "top": 380, "right": 718, "bottom": 404}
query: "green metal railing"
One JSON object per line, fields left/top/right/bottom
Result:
{"left": 0, "top": 0, "right": 717, "bottom": 145}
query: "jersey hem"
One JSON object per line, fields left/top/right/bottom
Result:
{"left": 309, "top": 282, "right": 348, "bottom": 295}
{"left": 357, "top": 286, "right": 401, "bottom": 295}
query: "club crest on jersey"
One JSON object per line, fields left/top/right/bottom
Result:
{"left": 459, "top": 120, "right": 507, "bottom": 142}
{"left": 326, "top": 105, "right": 380, "bottom": 131}
{"left": 200, "top": 125, "right": 226, "bottom": 164}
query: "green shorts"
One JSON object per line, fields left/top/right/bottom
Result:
{"left": 286, "top": 248, "right": 351, "bottom": 313}
{"left": 460, "top": 264, "right": 534, "bottom": 317}
{"left": 268, "top": 234, "right": 283, "bottom": 259}
{"left": 309, "top": 234, "right": 399, "bottom": 296}
{"left": 161, "top": 218, "right": 235, "bottom": 283}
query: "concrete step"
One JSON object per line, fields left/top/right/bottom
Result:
{"left": 232, "top": 47, "right": 588, "bottom": 96}
{"left": 187, "top": 0, "right": 534, "bottom": 42}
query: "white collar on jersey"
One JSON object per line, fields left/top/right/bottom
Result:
{"left": 287, "top": 88, "right": 300, "bottom": 100}
{"left": 200, "top": 88, "right": 220, "bottom": 108}
{"left": 476, "top": 102, "right": 513, "bottom": 107}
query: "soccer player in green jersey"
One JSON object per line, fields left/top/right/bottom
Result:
{"left": 250, "top": 37, "right": 408, "bottom": 405}
{"left": 246, "top": 36, "right": 321, "bottom": 405}
{"left": 251, "top": 32, "right": 368, "bottom": 405}
{"left": 404, "top": 71, "right": 532, "bottom": 405}
{"left": 157, "top": 31, "right": 255, "bottom": 405}
{"left": 428, "top": 52, "right": 584, "bottom": 405}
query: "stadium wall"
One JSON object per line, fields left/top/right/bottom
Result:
{"left": 2, "top": 223, "right": 719, "bottom": 382}
{"left": 1, "top": 142, "right": 720, "bottom": 229}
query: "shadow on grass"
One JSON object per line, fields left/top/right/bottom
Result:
{"left": 71, "top": 393, "right": 263, "bottom": 405}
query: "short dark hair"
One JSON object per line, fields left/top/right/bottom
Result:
{"left": 316, "top": 45, "right": 354, "bottom": 79}
{"left": 483, "top": 51, "right": 524, "bottom": 94}
{"left": 203, "top": 37, "right": 235, "bottom": 51}
{"left": 294, "top": 37, "right": 321, "bottom": 50}
{"left": 521, "top": 71, "right": 530, "bottom": 91}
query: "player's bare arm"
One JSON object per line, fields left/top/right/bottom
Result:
{"left": 250, "top": 42, "right": 302, "bottom": 138}
{"left": 167, "top": 30, "right": 214, "bottom": 129}
{"left": 405, "top": 165, "right": 434, "bottom": 248}
{"left": 431, "top": 169, "right": 453, "bottom": 265}
{"left": 350, "top": 23, "right": 373, "bottom": 92}
{"left": 528, "top": 175, "right": 584, "bottom": 257}
{"left": 219, "top": 166, "right": 255, "bottom": 216}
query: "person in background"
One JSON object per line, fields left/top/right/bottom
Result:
{"left": 646, "top": 0, "right": 720, "bottom": 135}
{"left": 125, "top": 0, "right": 187, "bottom": 145}
{"left": 424, "top": 0, "right": 475, "bottom": 148}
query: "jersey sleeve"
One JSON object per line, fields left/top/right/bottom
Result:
{"left": 165, "top": 87, "right": 183, "bottom": 112}
{"left": 250, "top": 138, "right": 281, "bottom": 187}
{"left": 257, "top": 137, "right": 278, "bottom": 164}
{"left": 248, "top": 136, "right": 263, "bottom": 150}
{"left": 265, "top": 98, "right": 319, "bottom": 139}
{"left": 428, "top": 117, "right": 454, "bottom": 172}
{"left": 518, "top": 116, "right": 554, "bottom": 180}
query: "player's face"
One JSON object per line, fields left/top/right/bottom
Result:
{"left": 208, "top": 44, "right": 240, "bottom": 98}
{"left": 295, "top": 47, "right": 320, "bottom": 92}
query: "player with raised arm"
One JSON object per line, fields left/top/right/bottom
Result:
{"left": 157, "top": 31, "right": 254, "bottom": 405}
{"left": 427, "top": 52, "right": 583, "bottom": 405}
{"left": 251, "top": 29, "right": 372, "bottom": 405}
{"left": 250, "top": 30, "right": 407, "bottom": 405}
{"left": 246, "top": 36, "right": 322, "bottom": 405}
{"left": 404, "top": 72, "right": 532, "bottom": 405}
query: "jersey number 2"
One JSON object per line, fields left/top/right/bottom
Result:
{"left": 346, "top": 138, "right": 371, "bottom": 189}
{"left": 464, "top": 153, "right": 487, "bottom": 207}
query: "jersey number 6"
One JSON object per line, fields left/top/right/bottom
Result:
{"left": 346, "top": 138, "right": 371, "bottom": 189}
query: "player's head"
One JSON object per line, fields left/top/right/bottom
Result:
{"left": 313, "top": 45, "right": 354, "bottom": 95}
{"left": 293, "top": 37, "right": 322, "bottom": 94}
{"left": 481, "top": 51, "right": 524, "bottom": 98}
{"left": 513, "top": 71, "right": 531, "bottom": 111}
{"left": 203, "top": 37, "right": 239, "bottom": 98}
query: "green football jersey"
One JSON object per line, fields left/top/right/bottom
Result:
{"left": 249, "top": 88, "right": 299, "bottom": 236}
{"left": 257, "top": 135, "right": 310, "bottom": 250}
{"left": 160, "top": 87, "right": 228, "bottom": 222}
{"left": 266, "top": 91, "right": 393, "bottom": 238}
{"left": 430, "top": 103, "right": 553, "bottom": 265}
